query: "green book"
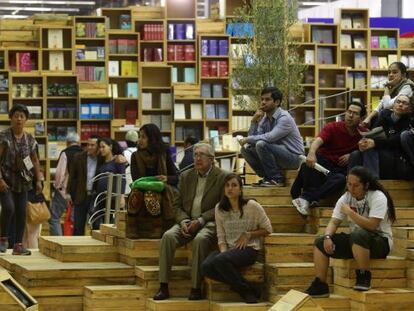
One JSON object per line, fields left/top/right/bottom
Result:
{"left": 379, "top": 36, "right": 388, "bottom": 49}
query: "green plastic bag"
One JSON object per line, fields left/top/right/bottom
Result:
{"left": 130, "top": 176, "right": 165, "bottom": 193}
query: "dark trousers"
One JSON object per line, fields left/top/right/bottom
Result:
{"left": 0, "top": 191, "right": 28, "bottom": 244}
{"left": 401, "top": 130, "right": 414, "bottom": 166}
{"left": 290, "top": 154, "right": 346, "bottom": 202}
{"left": 73, "top": 195, "right": 93, "bottom": 235}
{"left": 201, "top": 247, "right": 258, "bottom": 294}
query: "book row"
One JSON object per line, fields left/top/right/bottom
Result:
{"left": 76, "top": 66, "right": 105, "bottom": 81}
{"left": 47, "top": 125, "right": 77, "bottom": 141}
{"left": 108, "top": 39, "right": 138, "bottom": 54}
{"left": 201, "top": 60, "right": 228, "bottom": 77}
{"left": 108, "top": 82, "right": 138, "bottom": 98}
{"left": 340, "top": 14, "right": 366, "bottom": 29}
{"left": 47, "top": 105, "right": 77, "bottom": 119}
{"left": 141, "top": 114, "right": 171, "bottom": 131}
{"left": 80, "top": 103, "right": 111, "bottom": 119}
{"left": 226, "top": 22, "right": 253, "bottom": 38}
{"left": 167, "top": 44, "right": 195, "bottom": 61}
{"left": 142, "top": 92, "right": 172, "bottom": 110}
{"left": 167, "top": 23, "right": 195, "bottom": 40}
{"left": 142, "top": 47, "right": 163, "bottom": 62}
{"left": 76, "top": 22, "right": 106, "bottom": 38}
{"left": 76, "top": 46, "right": 105, "bottom": 60}
{"left": 200, "top": 39, "right": 229, "bottom": 56}
{"left": 108, "top": 60, "right": 138, "bottom": 77}
{"left": 12, "top": 84, "right": 42, "bottom": 98}
{"left": 371, "top": 36, "right": 397, "bottom": 49}
{"left": 141, "top": 24, "right": 164, "bottom": 40}
{"left": 201, "top": 83, "right": 226, "bottom": 98}
{"left": 371, "top": 54, "right": 398, "bottom": 70}
{"left": 80, "top": 123, "right": 111, "bottom": 140}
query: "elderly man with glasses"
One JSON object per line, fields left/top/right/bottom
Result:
{"left": 153, "top": 142, "right": 228, "bottom": 301}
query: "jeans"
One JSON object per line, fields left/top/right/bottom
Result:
{"left": 240, "top": 141, "right": 301, "bottom": 181}
{"left": 0, "top": 190, "right": 28, "bottom": 244}
{"left": 48, "top": 190, "right": 67, "bottom": 236}
{"left": 290, "top": 154, "right": 346, "bottom": 202}
{"left": 73, "top": 195, "right": 93, "bottom": 236}
{"left": 201, "top": 247, "right": 258, "bottom": 294}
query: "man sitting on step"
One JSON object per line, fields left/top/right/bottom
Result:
{"left": 153, "top": 142, "right": 228, "bottom": 301}
{"left": 291, "top": 102, "right": 366, "bottom": 216}
{"left": 238, "top": 86, "right": 304, "bottom": 187}
{"left": 306, "top": 166, "right": 395, "bottom": 297}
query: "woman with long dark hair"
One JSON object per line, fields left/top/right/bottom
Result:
{"left": 201, "top": 173, "right": 272, "bottom": 303}
{"left": 130, "top": 123, "right": 178, "bottom": 224}
{"left": 306, "top": 166, "right": 395, "bottom": 297}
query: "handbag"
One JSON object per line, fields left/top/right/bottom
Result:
{"left": 63, "top": 201, "right": 74, "bottom": 236}
{"left": 130, "top": 176, "right": 165, "bottom": 193}
{"left": 26, "top": 199, "right": 50, "bottom": 225}
{"left": 144, "top": 191, "right": 162, "bottom": 216}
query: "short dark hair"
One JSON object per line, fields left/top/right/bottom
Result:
{"left": 9, "top": 104, "right": 29, "bottom": 119}
{"left": 347, "top": 101, "right": 366, "bottom": 118}
{"left": 184, "top": 136, "right": 199, "bottom": 146}
{"left": 261, "top": 86, "right": 283, "bottom": 102}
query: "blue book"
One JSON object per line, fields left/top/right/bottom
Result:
{"left": 226, "top": 23, "right": 234, "bottom": 36}
{"left": 208, "top": 40, "right": 218, "bottom": 56}
{"left": 388, "top": 37, "right": 397, "bottom": 49}
{"left": 219, "top": 40, "right": 228, "bottom": 55}
{"left": 205, "top": 104, "right": 216, "bottom": 119}
{"left": 216, "top": 104, "right": 228, "bottom": 119}
{"left": 172, "top": 67, "right": 178, "bottom": 83}
{"left": 125, "top": 82, "right": 138, "bottom": 98}
{"left": 184, "top": 67, "right": 195, "bottom": 83}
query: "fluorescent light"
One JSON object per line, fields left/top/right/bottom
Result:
{"left": 1, "top": 14, "right": 28, "bottom": 18}
{"left": 0, "top": 6, "right": 79, "bottom": 11}
{"left": 0, "top": 0, "right": 94, "bottom": 4}
{"left": 300, "top": 2, "right": 327, "bottom": 5}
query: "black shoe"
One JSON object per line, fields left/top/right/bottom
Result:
{"left": 251, "top": 179, "right": 264, "bottom": 187}
{"left": 153, "top": 284, "right": 169, "bottom": 300}
{"left": 241, "top": 291, "right": 258, "bottom": 304}
{"left": 354, "top": 269, "right": 371, "bottom": 291}
{"left": 305, "top": 277, "right": 329, "bottom": 298}
{"left": 188, "top": 287, "right": 202, "bottom": 300}
{"left": 260, "top": 178, "right": 285, "bottom": 187}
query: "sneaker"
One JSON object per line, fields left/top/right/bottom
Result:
{"left": 260, "top": 179, "right": 285, "bottom": 187}
{"left": 12, "top": 243, "right": 31, "bottom": 256}
{"left": 354, "top": 269, "right": 371, "bottom": 291}
{"left": 292, "top": 198, "right": 310, "bottom": 216}
{"left": 305, "top": 277, "right": 330, "bottom": 298}
{"left": 251, "top": 179, "right": 264, "bottom": 187}
{"left": 0, "top": 237, "right": 8, "bottom": 253}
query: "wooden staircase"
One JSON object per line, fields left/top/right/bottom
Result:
{"left": 0, "top": 171, "right": 414, "bottom": 310}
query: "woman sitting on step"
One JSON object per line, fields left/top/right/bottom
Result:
{"left": 201, "top": 173, "right": 272, "bottom": 303}
{"left": 306, "top": 166, "right": 395, "bottom": 297}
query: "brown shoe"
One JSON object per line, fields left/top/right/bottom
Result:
{"left": 188, "top": 287, "right": 202, "bottom": 300}
{"left": 153, "top": 284, "right": 169, "bottom": 300}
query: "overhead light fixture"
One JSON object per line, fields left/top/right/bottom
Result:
{"left": 300, "top": 2, "right": 327, "bottom": 6}
{"left": 0, "top": 0, "right": 95, "bottom": 4}
{"left": 0, "top": 6, "right": 80, "bottom": 11}
{"left": 0, "top": 14, "right": 28, "bottom": 18}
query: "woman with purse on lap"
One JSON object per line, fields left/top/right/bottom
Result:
{"left": 0, "top": 104, "right": 43, "bottom": 255}
{"left": 130, "top": 123, "right": 179, "bottom": 231}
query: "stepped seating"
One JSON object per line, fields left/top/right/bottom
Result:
{"left": 210, "top": 301, "right": 272, "bottom": 311}
{"left": 147, "top": 298, "right": 210, "bottom": 311}
{"left": 38, "top": 236, "right": 119, "bottom": 262}
{"left": 83, "top": 285, "right": 146, "bottom": 311}
{"left": 271, "top": 293, "right": 351, "bottom": 311}
{"left": 264, "top": 233, "right": 316, "bottom": 263}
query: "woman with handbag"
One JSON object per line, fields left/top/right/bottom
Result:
{"left": 130, "top": 123, "right": 179, "bottom": 228}
{"left": 0, "top": 104, "right": 43, "bottom": 255}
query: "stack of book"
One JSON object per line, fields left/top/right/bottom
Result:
{"left": 80, "top": 123, "right": 110, "bottom": 140}
{"left": 201, "top": 83, "right": 225, "bottom": 98}
{"left": 371, "top": 36, "right": 397, "bottom": 49}
{"left": 141, "top": 24, "right": 163, "bottom": 40}
{"left": 76, "top": 22, "right": 105, "bottom": 38}
{"left": 108, "top": 39, "right": 137, "bottom": 54}
{"left": 167, "top": 23, "right": 194, "bottom": 40}
{"left": 201, "top": 60, "right": 228, "bottom": 77}
{"left": 76, "top": 66, "right": 105, "bottom": 81}
{"left": 167, "top": 44, "right": 195, "bottom": 61}
{"left": 201, "top": 39, "right": 229, "bottom": 56}
{"left": 143, "top": 48, "right": 163, "bottom": 62}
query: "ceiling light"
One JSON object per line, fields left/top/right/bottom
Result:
{"left": 0, "top": 0, "right": 95, "bottom": 4}
{"left": 0, "top": 6, "right": 79, "bottom": 11}
{"left": 300, "top": 2, "right": 327, "bottom": 6}
{"left": 1, "top": 14, "right": 28, "bottom": 18}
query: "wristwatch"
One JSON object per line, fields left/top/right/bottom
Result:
{"left": 323, "top": 235, "right": 331, "bottom": 240}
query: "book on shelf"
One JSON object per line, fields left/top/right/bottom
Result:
{"left": 18, "top": 52, "right": 34, "bottom": 72}
{"left": 219, "top": 158, "right": 232, "bottom": 171}
{"left": 174, "top": 103, "right": 185, "bottom": 119}
{"left": 109, "top": 40, "right": 117, "bottom": 54}
{"left": 160, "top": 93, "right": 172, "bottom": 110}
{"left": 57, "top": 126, "right": 67, "bottom": 140}
{"left": 0, "top": 74, "right": 8, "bottom": 91}
{"left": 379, "top": 36, "right": 388, "bottom": 49}
{"left": 370, "top": 56, "right": 379, "bottom": 69}
{"left": 119, "top": 14, "right": 131, "bottom": 30}
{"left": 48, "top": 29, "right": 63, "bottom": 48}
{"left": 201, "top": 83, "right": 211, "bottom": 98}
{"left": 76, "top": 45, "right": 85, "bottom": 60}
{"left": 171, "top": 67, "right": 178, "bottom": 83}
{"left": 388, "top": 37, "right": 397, "bottom": 49}
{"left": 212, "top": 84, "right": 224, "bottom": 98}
{"left": 0, "top": 101, "right": 7, "bottom": 114}
{"left": 108, "top": 83, "right": 118, "bottom": 98}
{"left": 190, "top": 103, "right": 203, "bottom": 119}
{"left": 97, "top": 47, "right": 105, "bottom": 60}
{"left": 401, "top": 55, "right": 409, "bottom": 67}
{"left": 76, "top": 22, "right": 86, "bottom": 37}
{"left": 35, "top": 121, "right": 45, "bottom": 136}
{"left": 209, "top": 129, "right": 220, "bottom": 150}
{"left": 341, "top": 14, "right": 352, "bottom": 29}
{"left": 378, "top": 57, "right": 388, "bottom": 69}
{"left": 317, "top": 47, "right": 334, "bottom": 65}
{"left": 352, "top": 36, "right": 366, "bottom": 49}
{"left": 96, "top": 23, "right": 105, "bottom": 37}
{"left": 205, "top": 104, "right": 215, "bottom": 119}
{"left": 108, "top": 60, "right": 119, "bottom": 76}
{"left": 371, "top": 96, "right": 381, "bottom": 110}
{"left": 150, "top": 115, "right": 162, "bottom": 129}
{"left": 127, "top": 39, "right": 137, "bottom": 54}
{"left": 340, "top": 34, "right": 352, "bottom": 49}
{"left": 141, "top": 114, "right": 151, "bottom": 125}
{"left": 184, "top": 67, "right": 195, "bottom": 83}
{"left": 161, "top": 115, "right": 171, "bottom": 131}
{"left": 336, "top": 74, "right": 345, "bottom": 88}
{"left": 38, "top": 144, "right": 46, "bottom": 159}
{"left": 94, "top": 67, "right": 105, "bottom": 81}
{"left": 370, "top": 36, "right": 379, "bottom": 48}
{"left": 304, "top": 50, "right": 314, "bottom": 65}
{"left": 208, "top": 39, "right": 218, "bottom": 55}
{"left": 121, "top": 60, "right": 132, "bottom": 76}
{"left": 142, "top": 93, "right": 152, "bottom": 110}
{"left": 312, "top": 28, "right": 334, "bottom": 44}
{"left": 354, "top": 72, "right": 366, "bottom": 89}
{"left": 352, "top": 15, "right": 365, "bottom": 28}
{"left": 117, "top": 39, "right": 128, "bottom": 54}
{"left": 125, "top": 82, "right": 138, "bottom": 98}
{"left": 347, "top": 72, "right": 354, "bottom": 88}
{"left": 85, "top": 50, "right": 98, "bottom": 60}
{"left": 354, "top": 52, "right": 366, "bottom": 69}
{"left": 388, "top": 54, "right": 398, "bottom": 65}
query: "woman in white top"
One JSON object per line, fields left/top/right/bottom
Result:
{"left": 305, "top": 166, "right": 395, "bottom": 298}
{"left": 201, "top": 173, "right": 272, "bottom": 304}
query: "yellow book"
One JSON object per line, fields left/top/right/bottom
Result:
{"left": 371, "top": 96, "right": 381, "bottom": 110}
{"left": 378, "top": 57, "right": 388, "bottom": 69}
{"left": 388, "top": 54, "right": 398, "bottom": 65}
{"left": 121, "top": 60, "right": 132, "bottom": 76}
{"left": 131, "top": 61, "right": 138, "bottom": 76}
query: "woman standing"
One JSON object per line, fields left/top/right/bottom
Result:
{"left": 201, "top": 173, "right": 272, "bottom": 303}
{"left": 0, "top": 104, "right": 42, "bottom": 255}
{"left": 130, "top": 123, "right": 178, "bottom": 224}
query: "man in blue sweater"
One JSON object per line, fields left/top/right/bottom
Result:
{"left": 239, "top": 86, "right": 304, "bottom": 187}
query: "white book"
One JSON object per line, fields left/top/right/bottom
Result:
{"left": 49, "top": 51, "right": 64, "bottom": 71}
{"left": 174, "top": 103, "right": 186, "bottom": 119}
{"left": 222, "top": 134, "right": 233, "bottom": 150}
{"left": 161, "top": 115, "right": 171, "bottom": 131}
{"left": 160, "top": 93, "right": 172, "bottom": 109}
{"left": 190, "top": 103, "right": 202, "bottom": 119}
{"left": 48, "top": 29, "right": 63, "bottom": 48}
{"left": 220, "top": 158, "right": 232, "bottom": 171}
{"left": 108, "top": 60, "right": 119, "bottom": 77}
{"left": 142, "top": 93, "right": 152, "bottom": 110}
{"left": 112, "top": 84, "right": 118, "bottom": 98}
{"left": 141, "top": 114, "right": 151, "bottom": 125}
{"left": 304, "top": 50, "right": 315, "bottom": 65}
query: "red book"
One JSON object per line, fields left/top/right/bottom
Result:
{"left": 159, "top": 24, "right": 164, "bottom": 40}
{"left": 201, "top": 61, "right": 210, "bottom": 77}
{"left": 143, "top": 48, "right": 153, "bottom": 61}
{"left": 210, "top": 61, "right": 218, "bottom": 77}
{"left": 153, "top": 48, "right": 163, "bottom": 61}
{"left": 150, "top": 24, "right": 154, "bottom": 40}
{"left": 167, "top": 45, "right": 175, "bottom": 61}
{"left": 175, "top": 45, "right": 184, "bottom": 61}
{"left": 125, "top": 106, "right": 137, "bottom": 124}
{"left": 218, "top": 60, "right": 228, "bottom": 77}
{"left": 184, "top": 44, "right": 195, "bottom": 61}
{"left": 19, "top": 52, "right": 33, "bottom": 72}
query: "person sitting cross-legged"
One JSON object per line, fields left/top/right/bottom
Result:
{"left": 239, "top": 86, "right": 304, "bottom": 187}
{"left": 305, "top": 166, "right": 395, "bottom": 297}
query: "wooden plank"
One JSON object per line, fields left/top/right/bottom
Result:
{"left": 210, "top": 302, "right": 272, "bottom": 311}
{"left": 333, "top": 285, "right": 414, "bottom": 303}
{"left": 331, "top": 257, "right": 406, "bottom": 269}
{"left": 147, "top": 298, "right": 210, "bottom": 311}
{"left": 135, "top": 266, "right": 190, "bottom": 281}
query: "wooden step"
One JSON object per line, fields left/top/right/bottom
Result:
{"left": 99, "top": 224, "right": 126, "bottom": 238}
{"left": 83, "top": 285, "right": 146, "bottom": 311}
{"left": 334, "top": 286, "right": 414, "bottom": 311}
{"left": 266, "top": 263, "right": 333, "bottom": 298}
{"left": 118, "top": 238, "right": 189, "bottom": 266}
{"left": 135, "top": 265, "right": 191, "bottom": 298}
{"left": 264, "top": 233, "right": 316, "bottom": 263}
{"left": 204, "top": 263, "right": 264, "bottom": 301}
{"left": 91, "top": 230, "right": 106, "bottom": 243}
{"left": 405, "top": 259, "right": 414, "bottom": 288}
{"left": 391, "top": 227, "right": 414, "bottom": 256}
{"left": 146, "top": 298, "right": 210, "bottom": 311}
{"left": 39, "top": 236, "right": 119, "bottom": 262}
{"left": 0, "top": 250, "right": 55, "bottom": 272}
{"left": 264, "top": 205, "right": 307, "bottom": 233}
{"left": 210, "top": 301, "right": 273, "bottom": 311}
{"left": 332, "top": 257, "right": 407, "bottom": 289}
{"left": 270, "top": 294, "right": 351, "bottom": 311}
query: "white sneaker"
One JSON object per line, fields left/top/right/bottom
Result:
{"left": 292, "top": 198, "right": 310, "bottom": 216}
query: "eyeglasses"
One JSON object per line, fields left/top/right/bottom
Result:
{"left": 395, "top": 99, "right": 410, "bottom": 106}
{"left": 193, "top": 152, "right": 212, "bottom": 159}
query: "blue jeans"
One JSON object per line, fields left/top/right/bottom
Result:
{"left": 0, "top": 190, "right": 28, "bottom": 244}
{"left": 48, "top": 190, "right": 67, "bottom": 236}
{"left": 240, "top": 141, "right": 301, "bottom": 181}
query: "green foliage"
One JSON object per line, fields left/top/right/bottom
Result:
{"left": 230, "top": 0, "right": 305, "bottom": 111}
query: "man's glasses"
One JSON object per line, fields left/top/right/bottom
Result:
{"left": 193, "top": 152, "right": 211, "bottom": 159}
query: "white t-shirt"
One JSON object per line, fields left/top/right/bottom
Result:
{"left": 123, "top": 147, "right": 137, "bottom": 194}
{"left": 332, "top": 190, "right": 393, "bottom": 249}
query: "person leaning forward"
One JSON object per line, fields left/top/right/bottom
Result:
{"left": 153, "top": 142, "right": 228, "bottom": 301}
